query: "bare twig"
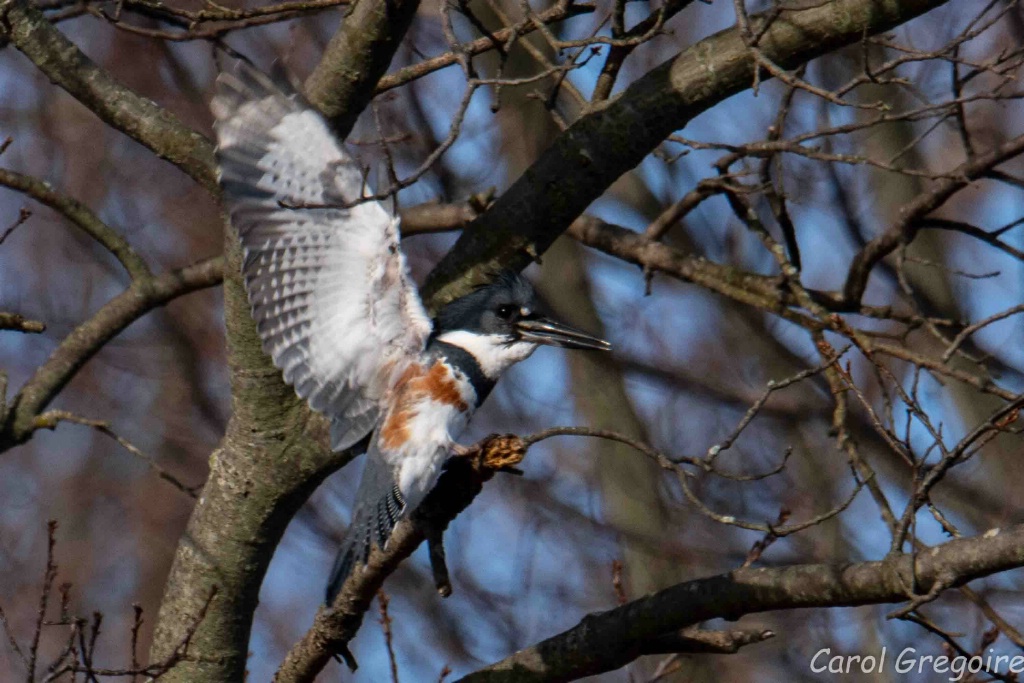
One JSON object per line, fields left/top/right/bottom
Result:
{"left": 0, "top": 312, "right": 45, "bottom": 334}
{"left": 32, "top": 411, "right": 201, "bottom": 497}
{"left": 0, "top": 206, "right": 30, "bottom": 247}
{"left": 377, "top": 591, "right": 400, "bottom": 683}
{"left": 27, "top": 521, "right": 59, "bottom": 683}
{"left": 2, "top": 256, "right": 223, "bottom": 446}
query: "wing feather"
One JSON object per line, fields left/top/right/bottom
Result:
{"left": 211, "top": 61, "right": 432, "bottom": 450}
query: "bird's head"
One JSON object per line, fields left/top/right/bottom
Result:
{"left": 433, "top": 271, "right": 610, "bottom": 378}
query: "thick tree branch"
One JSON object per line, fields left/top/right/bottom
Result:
{"left": 146, "top": 228, "right": 345, "bottom": 683}
{"left": 457, "top": 524, "right": 1024, "bottom": 682}
{"left": 147, "top": 2, "right": 427, "bottom": 679}
{"left": 0, "top": 0, "right": 218, "bottom": 192}
{"left": 303, "top": 0, "right": 422, "bottom": 137}
{"left": 421, "top": 0, "right": 954, "bottom": 309}
{"left": 274, "top": 436, "right": 526, "bottom": 683}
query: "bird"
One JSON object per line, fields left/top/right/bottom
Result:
{"left": 209, "top": 59, "right": 611, "bottom": 605}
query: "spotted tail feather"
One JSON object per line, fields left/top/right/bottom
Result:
{"left": 325, "top": 445, "right": 406, "bottom": 604}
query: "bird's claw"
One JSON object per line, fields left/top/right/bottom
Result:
{"left": 479, "top": 433, "right": 527, "bottom": 471}
{"left": 451, "top": 434, "right": 527, "bottom": 472}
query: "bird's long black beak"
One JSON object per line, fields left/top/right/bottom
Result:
{"left": 516, "top": 317, "right": 611, "bottom": 351}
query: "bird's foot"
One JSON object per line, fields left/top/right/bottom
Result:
{"left": 453, "top": 434, "right": 527, "bottom": 474}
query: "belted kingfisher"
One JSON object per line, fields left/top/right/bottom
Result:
{"left": 210, "top": 60, "right": 610, "bottom": 604}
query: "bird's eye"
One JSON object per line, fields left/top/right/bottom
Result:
{"left": 496, "top": 304, "right": 516, "bottom": 319}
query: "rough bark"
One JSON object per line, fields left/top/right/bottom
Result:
{"left": 303, "top": 0, "right": 422, "bottom": 135}
{"left": 146, "top": 230, "right": 344, "bottom": 682}
{"left": 141, "top": 0, "right": 424, "bottom": 676}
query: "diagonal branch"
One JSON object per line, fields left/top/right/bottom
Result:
{"left": 0, "top": 166, "right": 152, "bottom": 280}
{"left": 0, "top": 0, "right": 218, "bottom": 192}
{"left": 457, "top": 524, "right": 1024, "bottom": 683}
{"left": 840, "top": 131, "right": 1024, "bottom": 307}
{"left": 303, "top": 0, "right": 422, "bottom": 137}
{"left": 274, "top": 438, "right": 524, "bottom": 683}
{"left": 1, "top": 256, "right": 223, "bottom": 446}
{"left": 421, "top": 0, "right": 955, "bottom": 309}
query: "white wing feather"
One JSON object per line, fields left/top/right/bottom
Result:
{"left": 210, "top": 61, "right": 432, "bottom": 450}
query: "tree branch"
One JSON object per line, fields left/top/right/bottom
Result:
{"left": 840, "top": 131, "right": 1024, "bottom": 307}
{"left": 274, "top": 436, "right": 527, "bottom": 683}
{"left": 375, "top": 0, "right": 595, "bottom": 93}
{"left": 0, "top": 311, "right": 45, "bottom": 333}
{"left": 147, "top": 1, "right": 428, "bottom": 678}
{"left": 303, "top": 0, "right": 422, "bottom": 137}
{"left": 406, "top": 202, "right": 932, "bottom": 330}
{"left": 0, "top": 166, "right": 152, "bottom": 280}
{"left": 421, "top": 0, "right": 955, "bottom": 309}
{"left": 1, "top": 256, "right": 223, "bottom": 446}
{"left": 0, "top": 0, "right": 218, "bottom": 192}
{"left": 457, "top": 524, "right": 1024, "bottom": 682}
{"left": 146, "top": 228, "right": 345, "bottom": 683}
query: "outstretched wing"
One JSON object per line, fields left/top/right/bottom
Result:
{"left": 211, "top": 60, "right": 432, "bottom": 451}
